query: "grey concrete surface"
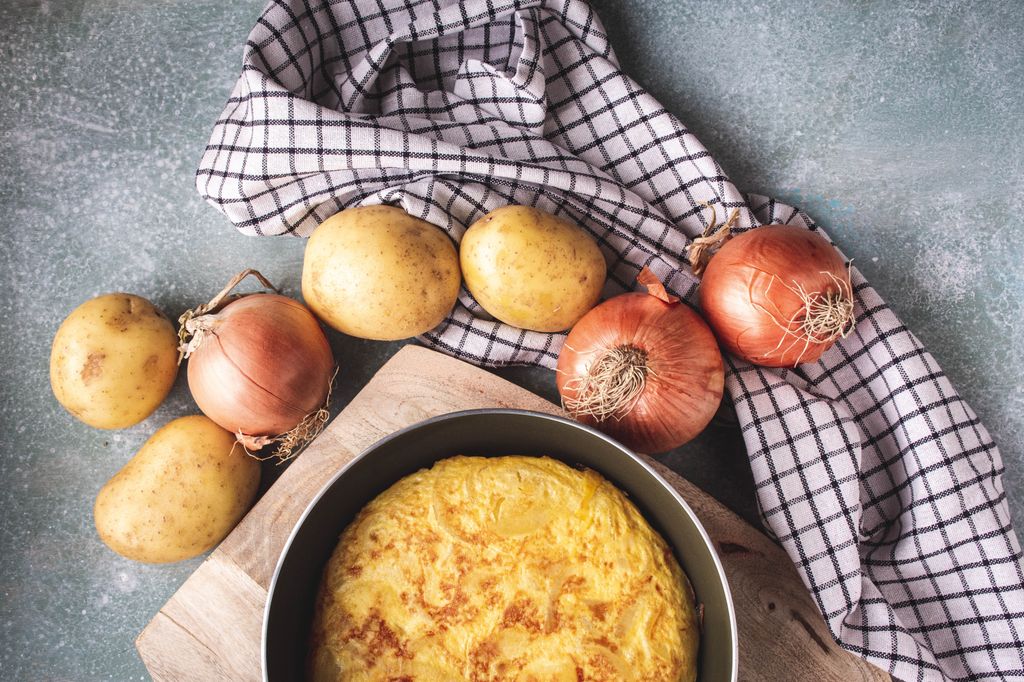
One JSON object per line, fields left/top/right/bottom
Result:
{"left": 0, "top": 0, "right": 1020, "bottom": 678}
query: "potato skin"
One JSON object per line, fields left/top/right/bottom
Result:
{"left": 94, "top": 415, "right": 260, "bottom": 563}
{"left": 301, "top": 205, "right": 461, "bottom": 340}
{"left": 460, "top": 206, "right": 606, "bottom": 332}
{"left": 50, "top": 293, "right": 178, "bottom": 429}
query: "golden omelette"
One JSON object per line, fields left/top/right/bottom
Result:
{"left": 308, "top": 456, "right": 699, "bottom": 681}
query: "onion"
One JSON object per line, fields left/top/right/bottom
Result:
{"left": 556, "top": 268, "right": 724, "bottom": 453}
{"left": 178, "top": 270, "right": 335, "bottom": 460}
{"left": 693, "top": 212, "right": 854, "bottom": 368}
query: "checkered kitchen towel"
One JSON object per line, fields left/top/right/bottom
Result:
{"left": 197, "top": 0, "right": 1024, "bottom": 679}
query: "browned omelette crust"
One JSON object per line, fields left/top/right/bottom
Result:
{"left": 308, "top": 456, "right": 699, "bottom": 681}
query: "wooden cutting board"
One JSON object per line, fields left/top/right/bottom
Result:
{"left": 136, "top": 345, "right": 888, "bottom": 681}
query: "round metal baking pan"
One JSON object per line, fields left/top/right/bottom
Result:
{"left": 264, "top": 409, "right": 737, "bottom": 681}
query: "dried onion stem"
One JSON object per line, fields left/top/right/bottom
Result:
{"left": 177, "top": 268, "right": 279, "bottom": 362}
{"left": 687, "top": 203, "right": 742, "bottom": 277}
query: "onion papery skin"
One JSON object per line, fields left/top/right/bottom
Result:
{"left": 699, "top": 225, "right": 851, "bottom": 367}
{"left": 186, "top": 294, "right": 334, "bottom": 438}
{"left": 556, "top": 292, "right": 724, "bottom": 453}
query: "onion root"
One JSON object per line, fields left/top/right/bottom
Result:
{"left": 561, "top": 345, "right": 653, "bottom": 422}
{"left": 236, "top": 366, "right": 338, "bottom": 464}
{"left": 754, "top": 269, "right": 855, "bottom": 366}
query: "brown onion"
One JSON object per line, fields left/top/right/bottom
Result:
{"left": 556, "top": 268, "right": 724, "bottom": 453}
{"left": 696, "top": 223, "right": 854, "bottom": 367}
{"left": 179, "top": 270, "right": 335, "bottom": 459}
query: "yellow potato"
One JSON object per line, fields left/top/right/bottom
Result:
{"left": 460, "top": 205, "right": 607, "bottom": 332}
{"left": 50, "top": 293, "right": 179, "bottom": 429}
{"left": 302, "top": 205, "right": 461, "bottom": 340}
{"left": 94, "top": 415, "right": 260, "bottom": 563}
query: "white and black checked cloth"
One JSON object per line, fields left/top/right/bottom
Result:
{"left": 197, "top": 1, "right": 1024, "bottom": 679}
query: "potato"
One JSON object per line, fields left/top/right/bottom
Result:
{"left": 460, "top": 205, "right": 606, "bottom": 332}
{"left": 94, "top": 415, "right": 260, "bottom": 563}
{"left": 301, "top": 205, "right": 461, "bottom": 340}
{"left": 50, "top": 293, "right": 179, "bottom": 429}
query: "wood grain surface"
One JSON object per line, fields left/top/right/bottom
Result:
{"left": 136, "top": 345, "right": 888, "bottom": 682}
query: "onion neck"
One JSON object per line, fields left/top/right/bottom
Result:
{"left": 176, "top": 268, "right": 279, "bottom": 364}
{"left": 178, "top": 313, "right": 221, "bottom": 360}
{"left": 687, "top": 205, "right": 741, "bottom": 277}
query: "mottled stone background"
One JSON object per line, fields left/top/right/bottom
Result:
{"left": 1, "top": 0, "right": 1020, "bottom": 678}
